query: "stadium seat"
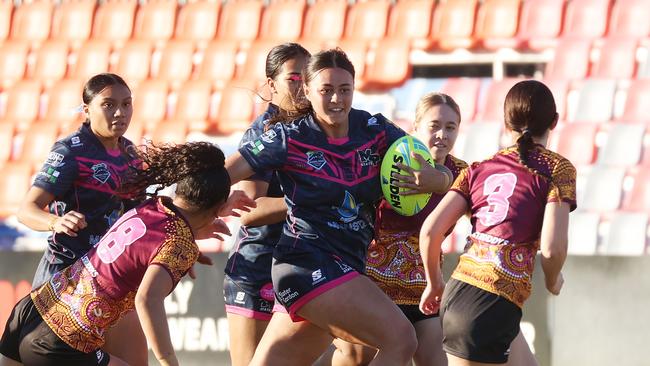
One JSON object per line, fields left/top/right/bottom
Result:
{"left": 132, "top": 79, "right": 169, "bottom": 128}
{"left": 363, "top": 38, "right": 411, "bottom": 90}
{"left": 352, "top": 92, "right": 396, "bottom": 121}
{"left": 474, "top": 0, "right": 522, "bottom": 50}
{"left": 300, "top": 0, "right": 347, "bottom": 45}
{"left": 430, "top": 0, "right": 479, "bottom": 51}
{"left": 152, "top": 40, "right": 195, "bottom": 88}
{"left": 50, "top": 1, "right": 95, "bottom": 49}
{"left": 149, "top": 120, "right": 188, "bottom": 145}
{"left": 92, "top": 1, "right": 137, "bottom": 47}
{"left": 217, "top": 0, "right": 263, "bottom": 47}
{"left": 124, "top": 119, "right": 144, "bottom": 145}
{"left": 555, "top": 123, "right": 598, "bottom": 166}
{"left": 608, "top": 0, "right": 650, "bottom": 38}
{"left": 114, "top": 41, "right": 153, "bottom": 86}
{"left": 544, "top": 38, "right": 592, "bottom": 80}
{"left": 580, "top": 166, "right": 625, "bottom": 212}
{"left": 456, "top": 122, "right": 502, "bottom": 163}
{"left": 42, "top": 79, "right": 84, "bottom": 124}
{"left": 0, "top": 121, "right": 15, "bottom": 167}
{"left": 214, "top": 82, "right": 259, "bottom": 135}
{"left": 622, "top": 168, "right": 650, "bottom": 212}
{"left": 172, "top": 80, "right": 213, "bottom": 132}
{"left": 592, "top": 36, "right": 638, "bottom": 79}
{"left": 516, "top": 0, "right": 565, "bottom": 51}
{"left": 174, "top": 1, "right": 220, "bottom": 46}
{"left": 133, "top": 1, "right": 178, "bottom": 46}
{"left": 17, "top": 122, "right": 59, "bottom": 169}
{"left": 597, "top": 123, "right": 645, "bottom": 167}
{"left": 0, "top": 41, "right": 29, "bottom": 89}
{"left": 562, "top": 0, "right": 612, "bottom": 40}
{"left": 619, "top": 79, "right": 650, "bottom": 123}
{"left": 343, "top": 0, "right": 390, "bottom": 47}
{"left": 0, "top": 80, "right": 42, "bottom": 132}
{"left": 390, "top": 78, "right": 447, "bottom": 120}
{"left": 29, "top": 40, "right": 69, "bottom": 87}
{"left": 387, "top": 0, "right": 435, "bottom": 50}
{"left": 567, "top": 212, "right": 600, "bottom": 255}
{"left": 238, "top": 41, "right": 279, "bottom": 85}
{"left": 0, "top": 1, "right": 11, "bottom": 43}
{"left": 68, "top": 40, "right": 112, "bottom": 81}
{"left": 440, "top": 78, "right": 482, "bottom": 122}
{"left": 602, "top": 212, "right": 648, "bottom": 255}
{"left": 9, "top": 1, "right": 52, "bottom": 48}
{"left": 571, "top": 79, "right": 617, "bottom": 123}
{"left": 0, "top": 162, "right": 32, "bottom": 218}
{"left": 258, "top": 0, "right": 306, "bottom": 42}
{"left": 337, "top": 40, "right": 368, "bottom": 89}
{"left": 196, "top": 41, "right": 238, "bottom": 90}
{"left": 477, "top": 78, "right": 523, "bottom": 122}
{"left": 542, "top": 78, "right": 569, "bottom": 120}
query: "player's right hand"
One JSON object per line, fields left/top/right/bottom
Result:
{"left": 419, "top": 275, "right": 446, "bottom": 315}
{"left": 545, "top": 272, "right": 564, "bottom": 295}
{"left": 52, "top": 211, "right": 87, "bottom": 237}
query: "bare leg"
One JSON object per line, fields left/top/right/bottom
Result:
{"left": 313, "top": 339, "right": 376, "bottom": 366}
{"left": 447, "top": 354, "right": 503, "bottom": 366}
{"left": 412, "top": 317, "right": 446, "bottom": 366}
{"left": 107, "top": 353, "right": 129, "bottom": 366}
{"left": 226, "top": 313, "right": 270, "bottom": 366}
{"left": 104, "top": 311, "right": 148, "bottom": 366}
{"left": 505, "top": 331, "right": 538, "bottom": 366}
{"left": 0, "top": 354, "right": 22, "bottom": 366}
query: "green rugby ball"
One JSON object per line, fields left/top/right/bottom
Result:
{"left": 380, "top": 135, "right": 434, "bottom": 216}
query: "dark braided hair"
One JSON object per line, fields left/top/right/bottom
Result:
{"left": 121, "top": 142, "right": 230, "bottom": 211}
{"left": 504, "top": 80, "right": 558, "bottom": 179}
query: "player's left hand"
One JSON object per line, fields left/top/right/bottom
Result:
{"left": 393, "top": 154, "right": 451, "bottom": 195}
{"left": 419, "top": 275, "right": 446, "bottom": 315}
{"left": 218, "top": 190, "right": 257, "bottom": 217}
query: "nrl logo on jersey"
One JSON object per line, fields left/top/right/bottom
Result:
{"left": 260, "top": 129, "right": 277, "bottom": 144}
{"left": 367, "top": 116, "right": 378, "bottom": 126}
{"left": 306, "top": 151, "right": 327, "bottom": 170}
{"left": 45, "top": 152, "right": 65, "bottom": 167}
{"left": 357, "top": 148, "right": 380, "bottom": 167}
{"left": 91, "top": 163, "right": 111, "bottom": 184}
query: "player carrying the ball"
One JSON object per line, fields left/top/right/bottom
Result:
{"left": 419, "top": 80, "right": 576, "bottom": 366}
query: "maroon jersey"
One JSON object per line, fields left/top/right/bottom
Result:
{"left": 366, "top": 155, "right": 467, "bottom": 305}
{"left": 450, "top": 145, "right": 576, "bottom": 307}
{"left": 31, "top": 197, "right": 199, "bottom": 353}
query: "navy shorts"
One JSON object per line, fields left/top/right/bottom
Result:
{"left": 272, "top": 244, "right": 360, "bottom": 321}
{"left": 440, "top": 279, "right": 521, "bottom": 364}
{"left": 0, "top": 295, "right": 110, "bottom": 366}
{"left": 223, "top": 275, "right": 275, "bottom": 320}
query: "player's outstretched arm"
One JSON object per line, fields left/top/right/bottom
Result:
{"left": 135, "top": 265, "right": 178, "bottom": 366}
{"left": 540, "top": 201, "right": 570, "bottom": 295}
{"left": 18, "top": 187, "right": 88, "bottom": 236}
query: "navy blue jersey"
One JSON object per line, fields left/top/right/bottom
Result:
{"left": 226, "top": 104, "right": 284, "bottom": 282}
{"left": 33, "top": 123, "right": 140, "bottom": 261}
{"left": 239, "top": 109, "right": 406, "bottom": 271}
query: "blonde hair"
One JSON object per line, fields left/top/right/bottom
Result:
{"left": 414, "top": 92, "right": 461, "bottom": 127}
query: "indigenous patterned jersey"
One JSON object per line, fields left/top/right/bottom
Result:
{"left": 239, "top": 109, "right": 406, "bottom": 271}
{"left": 226, "top": 104, "right": 283, "bottom": 282}
{"left": 31, "top": 197, "right": 199, "bottom": 353}
{"left": 366, "top": 155, "right": 467, "bottom": 305}
{"left": 33, "top": 123, "right": 140, "bottom": 262}
{"left": 449, "top": 145, "right": 576, "bottom": 307}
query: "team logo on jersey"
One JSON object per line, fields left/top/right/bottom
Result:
{"left": 306, "top": 151, "right": 327, "bottom": 170}
{"left": 45, "top": 152, "right": 65, "bottom": 167}
{"left": 71, "top": 136, "right": 83, "bottom": 147}
{"left": 337, "top": 191, "right": 359, "bottom": 223}
{"left": 248, "top": 140, "right": 265, "bottom": 155}
{"left": 91, "top": 163, "right": 111, "bottom": 184}
{"left": 367, "top": 116, "right": 378, "bottom": 126}
{"left": 260, "top": 129, "right": 277, "bottom": 144}
{"left": 357, "top": 148, "right": 380, "bottom": 167}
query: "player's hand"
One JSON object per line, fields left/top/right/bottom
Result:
{"left": 218, "top": 190, "right": 257, "bottom": 218}
{"left": 193, "top": 218, "right": 231, "bottom": 241}
{"left": 546, "top": 272, "right": 564, "bottom": 295}
{"left": 188, "top": 252, "right": 214, "bottom": 280}
{"left": 419, "top": 275, "right": 446, "bottom": 315}
{"left": 393, "top": 154, "right": 452, "bottom": 195}
{"left": 52, "top": 211, "right": 87, "bottom": 237}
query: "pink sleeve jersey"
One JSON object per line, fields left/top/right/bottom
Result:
{"left": 450, "top": 145, "right": 576, "bottom": 307}
{"left": 30, "top": 197, "right": 199, "bottom": 353}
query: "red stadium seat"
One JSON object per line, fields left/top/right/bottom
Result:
{"left": 562, "top": 0, "right": 612, "bottom": 40}
{"left": 623, "top": 168, "right": 650, "bottom": 212}
{"left": 581, "top": 166, "right": 625, "bottom": 212}
{"left": 196, "top": 41, "right": 238, "bottom": 90}
{"left": 149, "top": 120, "right": 188, "bottom": 145}
{"left": 114, "top": 40, "right": 153, "bottom": 86}
{"left": 337, "top": 40, "right": 368, "bottom": 89}
{"left": 542, "top": 78, "right": 569, "bottom": 120}
{"left": 124, "top": 119, "right": 144, "bottom": 145}
{"left": 387, "top": 0, "right": 435, "bottom": 50}
{"left": 214, "top": 81, "right": 258, "bottom": 135}
{"left": 516, "top": 0, "right": 565, "bottom": 51}
{"left": 364, "top": 38, "right": 411, "bottom": 89}
{"left": 474, "top": 0, "right": 521, "bottom": 50}
{"left": 620, "top": 79, "right": 650, "bottom": 123}
{"left": 68, "top": 40, "right": 112, "bottom": 81}
{"left": 343, "top": 0, "right": 390, "bottom": 46}
{"left": 608, "top": 0, "right": 650, "bottom": 38}
{"left": 592, "top": 36, "right": 638, "bottom": 79}
{"left": 217, "top": 0, "right": 263, "bottom": 47}
{"left": 9, "top": 1, "right": 52, "bottom": 48}
{"left": 430, "top": 0, "right": 479, "bottom": 51}
{"left": 92, "top": 1, "right": 137, "bottom": 47}
{"left": 174, "top": 1, "right": 220, "bottom": 46}
{"left": 17, "top": 122, "right": 59, "bottom": 169}
{"left": 440, "top": 78, "right": 482, "bottom": 122}
{"left": 258, "top": 0, "right": 306, "bottom": 42}
{"left": 29, "top": 40, "right": 69, "bottom": 87}
{"left": 133, "top": 1, "right": 177, "bottom": 46}
{"left": 597, "top": 123, "right": 645, "bottom": 167}
{"left": 555, "top": 123, "right": 598, "bottom": 166}
{"left": 602, "top": 212, "right": 648, "bottom": 255}
{"left": 0, "top": 41, "right": 29, "bottom": 89}
{"left": 571, "top": 79, "right": 617, "bottom": 123}
{"left": 477, "top": 78, "right": 523, "bottom": 122}
{"left": 567, "top": 212, "right": 599, "bottom": 255}
{"left": 238, "top": 41, "right": 278, "bottom": 85}
{"left": 50, "top": 1, "right": 95, "bottom": 49}
{"left": 132, "top": 79, "right": 169, "bottom": 128}
{"left": 300, "top": 0, "right": 347, "bottom": 45}
{"left": 0, "top": 162, "right": 32, "bottom": 218}
{"left": 0, "top": 1, "right": 11, "bottom": 43}
{"left": 0, "top": 122, "right": 15, "bottom": 167}
{"left": 544, "top": 38, "right": 592, "bottom": 80}
{"left": 172, "top": 80, "right": 212, "bottom": 132}
{"left": 42, "top": 79, "right": 84, "bottom": 124}
{"left": 457, "top": 122, "right": 502, "bottom": 163}
{"left": 0, "top": 80, "right": 42, "bottom": 132}
{"left": 152, "top": 40, "right": 195, "bottom": 88}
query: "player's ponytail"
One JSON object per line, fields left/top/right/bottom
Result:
{"left": 121, "top": 142, "right": 230, "bottom": 210}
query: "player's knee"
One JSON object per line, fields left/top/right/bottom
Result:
{"left": 384, "top": 321, "right": 418, "bottom": 358}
